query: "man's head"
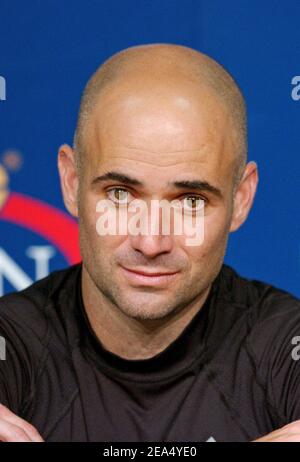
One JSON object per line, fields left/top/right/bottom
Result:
{"left": 58, "top": 43, "right": 258, "bottom": 321}
{"left": 74, "top": 44, "right": 248, "bottom": 189}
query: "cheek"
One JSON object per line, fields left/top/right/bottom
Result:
{"left": 78, "top": 192, "right": 103, "bottom": 255}
{"left": 80, "top": 196, "right": 128, "bottom": 255}
{"left": 80, "top": 200, "right": 98, "bottom": 237}
{"left": 204, "top": 214, "right": 228, "bottom": 244}
{"left": 201, "top": 212, "right": 232, "bottom": 268}
{"left": 180, "top": 207, "right": 230, "bottom": 259}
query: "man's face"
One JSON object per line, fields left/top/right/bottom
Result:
{"left": 76, "top": 78, "right": 238, "bottom": 320}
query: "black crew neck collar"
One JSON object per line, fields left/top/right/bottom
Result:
{"left": 73, "top": 264, "right": 221, "bottom": 383}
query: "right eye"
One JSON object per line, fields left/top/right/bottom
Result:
{"left": 106, "top": 188, "right": 132, "bottom": 205}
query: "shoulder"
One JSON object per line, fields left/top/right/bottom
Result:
{"left": 218, "top": 263, "right": 300, "bottom": 319}
{"left": 215, "top": 265, "right": 300, "bottom": 423}
{"left": 0, "top": 263, "right": 82, "bottom": 344}
{"left": 218, "top": 263, "right": 300, "bottom": 364}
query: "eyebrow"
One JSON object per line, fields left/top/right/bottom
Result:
{"left": 91, "top": 171, "right": 143, "bottom": 187}
{"left": 171, "top": 180, "right": 223, "bottom": 198}
{"left": 91, "top": 171, "right": 223, "bottom": 199}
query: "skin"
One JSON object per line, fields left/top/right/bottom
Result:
{"left": 0, "top": 404, "right": 44, "bottom": 442}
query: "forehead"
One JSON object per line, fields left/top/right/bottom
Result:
{"left": 84, "top": 79, "right": 237, "bottom": 186}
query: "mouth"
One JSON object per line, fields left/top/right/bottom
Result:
{"left": 120, "top": 266, "right": 180, "bottom": 287}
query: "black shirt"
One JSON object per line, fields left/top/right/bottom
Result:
{"left": 0, "top": 262, "right": 300, "bottom": 442}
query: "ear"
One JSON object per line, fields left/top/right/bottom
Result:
{"left": 57, "top": 144, "right": 79, "bottom": 218}
{"left": 229, "top": 161, "right": 259, "bottom": 232}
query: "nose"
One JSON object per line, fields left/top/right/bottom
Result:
{"left": 130, "top": 232, "right": 173, "bottom": 259}
{"left": 128, "top": 201, "right": 174, "bottom": 258}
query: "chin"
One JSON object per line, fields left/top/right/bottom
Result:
{"left": 119, "top": 303, "right": 176, "bottom": 321}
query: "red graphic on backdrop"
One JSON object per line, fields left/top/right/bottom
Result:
{"left": 0, "top": 163, "right": 81, "bottom": 264}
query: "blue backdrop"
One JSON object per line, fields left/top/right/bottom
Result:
{"left": 0, "top": 0, "right": 299, "bottom": 297}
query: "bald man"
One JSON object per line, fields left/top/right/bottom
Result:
{"left": 0, "top": 44, "right": 300, "bottom": 442}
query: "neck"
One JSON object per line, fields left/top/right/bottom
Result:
{"left": 81, "top": 265, "right": 212, "bottom": 360}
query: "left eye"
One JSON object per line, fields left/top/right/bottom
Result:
{"left": 181, "top": 196, "right": 205, "bottom": 211}
{"left": 107, "top": 188, "right": 131, "bottom": 204}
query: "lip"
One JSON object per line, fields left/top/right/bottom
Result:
{"left": 120, "top": 266, "right": 179, "bottom": 286}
